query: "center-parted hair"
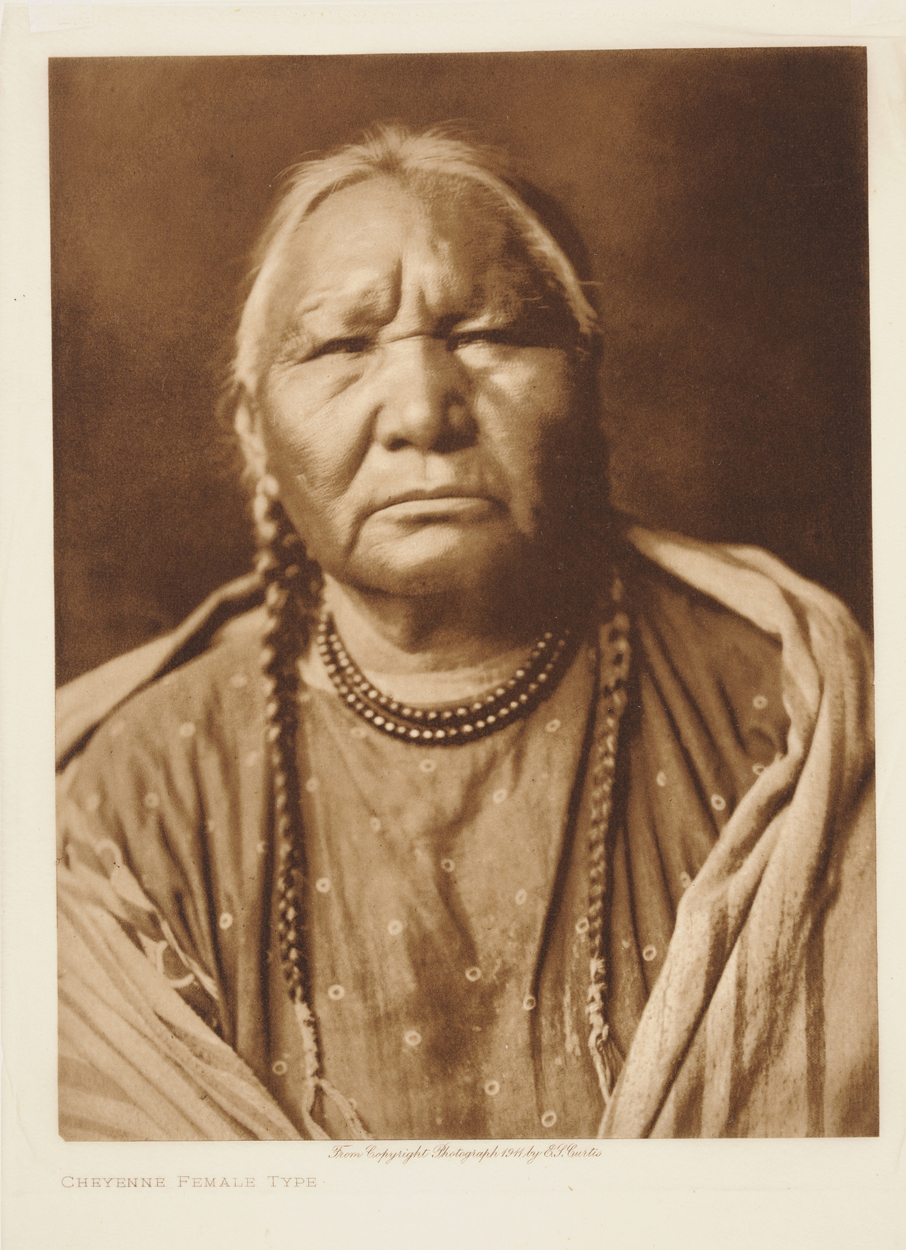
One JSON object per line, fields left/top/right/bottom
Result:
{"left": 230, "top": 122, "right": 600, "bottom": 409}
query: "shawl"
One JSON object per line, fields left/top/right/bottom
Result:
{"left": 56, "top": 527, "right": 877, "bottom": 1139}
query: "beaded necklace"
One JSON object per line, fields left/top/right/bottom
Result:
{"left": 317, "top": 612, "right": 575, "bottom": 745}
{"left": 257, "top": 495, "right": 631, "bottom": 1138}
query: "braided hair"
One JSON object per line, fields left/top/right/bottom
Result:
{"left": 253, "top": 478, "right": 318, "bottom": 989}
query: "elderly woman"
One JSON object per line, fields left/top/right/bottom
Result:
{"left": 56, "top": 125, "right": 876, "bottom": 1141}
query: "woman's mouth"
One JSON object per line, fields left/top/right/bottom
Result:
{"left": 374, "top": 495, "right": 497, "bottom": 522}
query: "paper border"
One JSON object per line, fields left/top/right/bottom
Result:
{"left": 2, "top": 6, "right": 904, "bottom": 1248}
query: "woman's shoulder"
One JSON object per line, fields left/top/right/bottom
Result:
{"left": 56, "top": 576, "right": 266, "bottom": 768}
{"left": 620, "top": 532, "right": 785, "bottom": 675}
{"left": 618, "top": 523, "right": 873, "bottom": 749}
{"left": 76, "top": 604, "right": 268, "bottom": 766}
{"left": 620, "top": 523, "right": 869, "bottom": 661}
{"left": 116, "top": 612, "right": 263, "bottom": 726}
{"left": 58, "top": 602, "right": 271, "bottom": 882}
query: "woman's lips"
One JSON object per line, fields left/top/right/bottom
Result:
{"left": 374, "top": 496, "right": 497, "bottom": 522}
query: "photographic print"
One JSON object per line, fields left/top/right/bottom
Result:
{"left": 51, "top": 48, "right": 877, "bottom": 1143}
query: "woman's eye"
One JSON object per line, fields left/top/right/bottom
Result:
{"left": 450, "top": 329, "right": 517, "bottom": 351}
{"left": 308, "top": 336, "right": 371, "bottom": 360}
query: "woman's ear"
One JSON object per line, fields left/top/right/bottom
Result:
{"left": 233, "top": 392, "right": 269, "bottom": 482}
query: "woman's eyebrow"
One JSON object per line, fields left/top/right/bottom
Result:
{"left": 289, "top": 276, "right": 395, "bottom": 328}
{"left": 268, "top": 324, "right": 317, "bottom": 363}
{"left": 287, "top": 295, "right": 327, "bottom": 318}
{"left": 453, "top": 303, "right": 534, "bottom": 327}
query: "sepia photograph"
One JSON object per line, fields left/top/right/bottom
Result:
{"left": 51, "top": 48, "right": 877, "bottom": 1143}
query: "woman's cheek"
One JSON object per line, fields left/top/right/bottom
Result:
{"left": 493, "top": 351, "right": 574, "bottom": 411}
{"left": 482, "top": 359, "right": 577, "bottom": 450}
{"left": 259, "top": 382, "right": 352, "bottom": 491}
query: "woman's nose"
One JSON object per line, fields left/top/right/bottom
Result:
{"left": 373, "top": 335, "right": 475, "bottom": 453}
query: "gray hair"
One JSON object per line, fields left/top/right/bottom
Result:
{"left": 230, "top": 123, "right": 600, "bottom": 409}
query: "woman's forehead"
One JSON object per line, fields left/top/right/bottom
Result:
{"left": 299, "top": 174, "right": 513, "bottom": 264}
{"left": 261, "top": 176, "right": 538, "bottom": 332}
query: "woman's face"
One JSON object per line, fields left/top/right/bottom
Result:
{"left": 252, "top": 175, "right": 589, "bottom": 600}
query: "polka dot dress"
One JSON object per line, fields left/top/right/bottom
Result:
{"left": 266, "top": 639, "right": 604, "bottom": 1140}
{"left": 62, "top": 549, "right": 790, "bottom": 1141}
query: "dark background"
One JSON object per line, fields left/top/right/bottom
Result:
{"left": 51, "top": 49, "right": 871, "bottom": 686}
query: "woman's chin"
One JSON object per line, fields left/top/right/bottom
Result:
{"left": 345, "top": 528, "right": 533, "bottom": 599}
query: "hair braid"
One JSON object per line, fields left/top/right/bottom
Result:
{"left": 584, "top": 580, "right": 631, "bottom": 1106}
{"left": 253, "top": 483, "right": 372, "bottom": 1140}
{"left": 253, "top": 483, "right": 321, "bottom": 1007}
